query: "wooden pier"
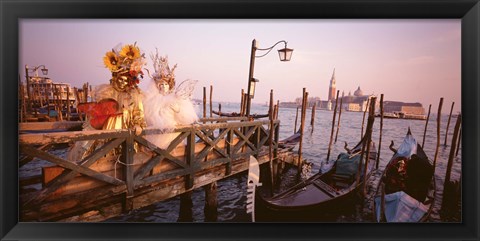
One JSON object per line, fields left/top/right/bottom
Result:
{"left": 19, "top": 117, "right": 300, "bottom": 222}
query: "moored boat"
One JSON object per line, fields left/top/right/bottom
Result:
{"left": 373, "top": 128, "right": 435, "bottom": 222}
{"left": 255, "top": 134, "right": 377, "bottom": 222}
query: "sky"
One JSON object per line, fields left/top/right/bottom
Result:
{"left": 19, "top": 19, "right": 461, "bottom": 113}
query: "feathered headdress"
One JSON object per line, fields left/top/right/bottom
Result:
{"left": 103, "top": 42, "right": 146, "bottom": 91}
{"left": 148, "top": 48, "right": 177, "bottom": 89}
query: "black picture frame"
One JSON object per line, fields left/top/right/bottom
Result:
{"left": 1, "top": 0, "right": 478, "bottom": 240}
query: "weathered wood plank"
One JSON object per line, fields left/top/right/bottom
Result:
{"left": 19, "top": 121, "right": 83, "bottom": 131}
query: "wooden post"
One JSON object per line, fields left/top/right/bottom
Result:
{"left": 441, "top": 114, "right": 461, "bottom": 211}
{"left": 122, "top": 131, "right": 135, "bottom": 212}
{"left": 268, "top": 90, "right": 275, "bottom": 189}
{"left": 66, "top": 86, "right": 71, "bottom": 121}
{"left": 45, "top": 85, "right": 51, "bottom": 119}
{"left": 444, "top": 102, "right": 455, "bottom": 146}
{"left": 356, "top": 97, "right": 376, "bottom": 186}
{"left": 275, "top": 100, "right": 280, "bottom": 120}
{"left": 178, "top": 191, "right": 193, "bottom": 222}
{"left": 422, "top": 104, "right": 432, "bottom": 148}
{"left": 218, "top": 103, "right": 222, "bottom": 114}
{"left": 203, "top": 86, "right": 207, "bottom": 118}
{"left": 204, "top": 182, "right": 218, "bottom": 222}
{"left": 363, "top": 97, "right": 376, "bottom": 195}
{"left": 310, "top": 102, "right": 316, "bottom": 133}
{"left": 443, "top": 114, "right": 461, "bottom": 190}
{"left": 209, "top": 85, "right": 213, "bottom": 118}
{"left": 361, "top": 97, "right": 370, "bottom": 139}
{"left": 456, "top": 126, "right": 462, "bottom": 157}
{"left": 294, "top": 106, "right": 299, "bottom": 133}
{"left": 334, "top": 92, "right": 344, "bottom": 143}
{"left": 434, "top": 98, "right": 444, "bottom": 169}
{"left": 74, "top": 87, "right": 83, "bottom": 121}
{"left": 376, "top": 94, "right": 384, "bottom": 169}
{"left": 297, "top": 88, "right": 308, "bottom": 173}
{"left": 326, "top": 90, "right": 340, "bottom": 163}
{"left": 240, "top": 89, "right": 245, "bottom": 116}
{"left": 56, "top": 85, "right": 63, "bottom": 121}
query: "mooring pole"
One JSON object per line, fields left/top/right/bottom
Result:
{"left": 209, "top": 85, "right": 213, "bottom": 117}
{"left": 363, "top": 97, "right": 376, "bottom": 195}
{"left": 310, "top": 102, "right": 317, "bottom": 133}
{"left": 269, "top": 89, "right": 275, "bottom": 190}
{"left": 376, "top": 94, "right": 384, "bottom": 170}
{"left": 334, "top": 92, "right": 344, "bottom": 143}
{"left": 203, "top": 87, "right": 207, "bottom": 118}
{"left": 204, "top": 182, "right": 218, "bottom": 222}
{"left": 326, "top": 90, "right": 340, "bottom": 163}
{"left": 444, "top": 102, "right": 455, "bottom": 146}
{"left": 297, "top": 88, "right": 308, "bottom": 174}
{"left": 441, "top": 114, "right": 461, "bottom": 212}
{"left": 422, "top": 104, "right": 432, "bottom": 149}
{"left": 434, "top": 97, "right": 444, "bottom": 169}
{"left": 456, "top": 126, "right": 462, "bottom": 157}
{"left": 294, "top": 106, "right": 299, "bottom": 133}
{"left": 361, "top": 97, "right": 370, "bottom": 139}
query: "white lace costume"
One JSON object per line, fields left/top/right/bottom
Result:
{"left": 143, "top": 53, "right": 198, "bottom": 149}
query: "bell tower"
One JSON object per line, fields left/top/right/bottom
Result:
{"left": 328, "top": 68, "right": 336, "bottom": 101}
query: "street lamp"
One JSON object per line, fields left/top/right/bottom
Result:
{"left": 25, "top": 64, "right": 49, "bottom": 112}
{"left": 246, "top": 39, "right": 293, "bottom": 117}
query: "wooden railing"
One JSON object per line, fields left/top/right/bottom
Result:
{"left": 19, "top": 118, "right": 280, "bottom": 221}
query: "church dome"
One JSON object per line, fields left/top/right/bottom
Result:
{"left": 354, "top": 86, "right": 363, "bottom": 97}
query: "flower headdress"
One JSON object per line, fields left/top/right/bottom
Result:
{"left": 103, "top": 42, "right": 146, "bottom": 91}
{"left": 147, "top": 48, "right": 177, "bottom": 90}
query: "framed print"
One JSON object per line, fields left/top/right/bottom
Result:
{"left": 1, "top": 0, "right": 479, "bottom": 240}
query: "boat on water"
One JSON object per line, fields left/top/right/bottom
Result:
{"left": 212, "top": 110, "right": 269, "bottom": 119}
{"left": 373, "top": 128, "right": 435, "bottom": 222}
{"left": 278, "top": 131, "right": 301, "bottom": 150}
{"left": 255, "top": 134, "right": 377, "bottom": 222}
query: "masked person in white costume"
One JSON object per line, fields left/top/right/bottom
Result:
{"left": 143, "top": 50, "right": 198, "bottom": 150}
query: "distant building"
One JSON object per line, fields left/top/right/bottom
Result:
{"left": 383, "top": 101, "right": 425, "bottom": 115}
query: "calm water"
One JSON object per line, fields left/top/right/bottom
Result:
{"left": 105, "top": 102, "right": 461, "bottom": 223}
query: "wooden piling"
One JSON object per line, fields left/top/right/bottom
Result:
{"left": 334, "top": 92, "right": 344, "bottom": 143}
{"left": 66, "top": 86, "right": 71, "bottom": 121}
{"left": 326, "top": 90, "right": 340, "bottom": 163}
{"left": 310, "top": 102, "right": 316, "bottom": 133}
{"left": 294, "top": 106, "right": 299, "bottom": 133}
{"left": 434, "top": 98, "right": 444, "bottom": 169}
{"left": 297, "top": 88, "right": 308, "bottom": 173}
{"left": 203, "top": 87, "right": 207, "bottom": 118}
{"left": 444, "top": 102, "right": 455, "bottom": 146}
{"left": 361, "top": 97, "right": 370, "bottom": 139}
{"left": 204, "top": 182, "right": 218, "bottom": 222}
{"left": 74, "top": 87, "right": 83, "bottom": 121}
{"left": 362, "top": 97, "right": 376, "bottom": 196}
{"left": 441, "top": 114, "right": 461, "bottom": 212}
{"left": 240, "top": 89, "right": 245, "bottom": 116}
{"left": 422, "top": 104, "right": 432, "bottom": 149}
{"left": 376, "top": 94, "right": 384, "bottom": 170}
{"left": 275, "top": 100, "right": 280, "bottom": 120}
{"left": 356, "top": 97, "right": 376, "bottom": 186}
{"left": 269, "top": 90, "right": 275, "bottom": 189}
{"left": 443, "top": 114, "right": 461, "bottom": 189}
{"left": 209, "top": 85, "right": 213, "bottom": 118}
{"left": 178, "top": 191, "right": 193, "bottom": 222}
{"left": 456, "top": 126, "right": 462, "bottom": 157}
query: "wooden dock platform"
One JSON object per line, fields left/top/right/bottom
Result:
{"left": 19, "top": 117, "right": 300, "bottom": 222}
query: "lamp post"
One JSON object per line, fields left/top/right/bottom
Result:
{"left": 25, "top": 64, "right": 49, "bottom": 112}
{"left": 245, "top": 39, "right": 293, "bottom": 117}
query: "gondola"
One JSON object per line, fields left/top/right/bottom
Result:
{"left": 278, "top": 131, "right": 301, "bottom": 150}
{"left": 255, "top": 134, "right": 377, "bottom": 222}
{"left": 212, "top": 110, "right": 269, "bottom": 119}
{"left": 373, "top": 128, "right": 435, "bottom": 222}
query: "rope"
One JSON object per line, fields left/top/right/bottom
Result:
{"left": 113, "top": 154, "right": 135, "bottom": 181}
